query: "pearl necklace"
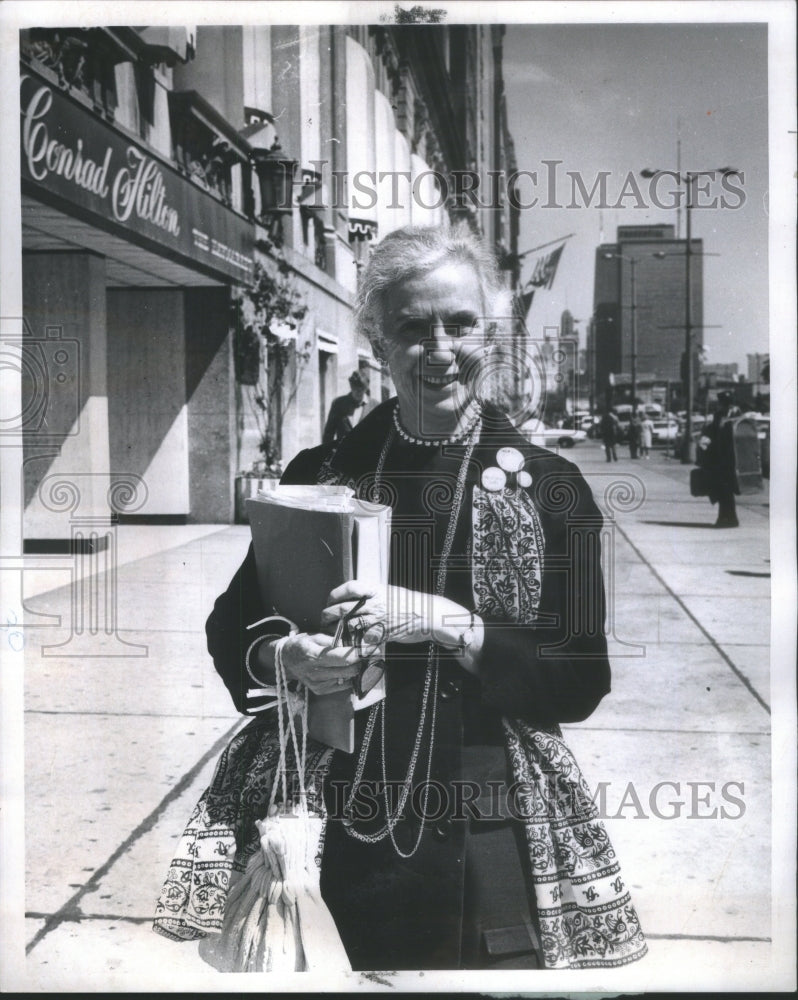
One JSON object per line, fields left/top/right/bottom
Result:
{"left": 392, "top": 400, "right": 481, "bottom": 447}
{"left": 342, "top": 410, "right": 481, "bottom": 858}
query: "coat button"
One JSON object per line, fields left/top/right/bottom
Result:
{"left": 433, "top": 818, "right": 452, "bottom": 841}
{"left": 439, "top": 679, "right": 460, "bottom": 701}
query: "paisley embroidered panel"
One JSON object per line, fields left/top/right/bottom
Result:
{"left": 503, "top": 716, "right": 648, "bottom": 969}
{"left": 153, "top": 718, "right": 332, "bottom": 942}
{"left": 471, "top": 484, "right": 546, "bottom": 623}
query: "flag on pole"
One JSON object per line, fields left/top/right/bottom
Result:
{"left": 513, "top": 287, "right": 536, "bottom": 322}
{"left": 528, "top": 243, "right": 565, "bottom": 290}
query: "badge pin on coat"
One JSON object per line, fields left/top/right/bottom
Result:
{"left": 481, "top": 447, "right": 533, "bottom": 492}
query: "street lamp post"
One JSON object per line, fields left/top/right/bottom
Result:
{"left": 572, "top": 320, "right": 582, "bottom": 419}
{"left": 683, "top": 174, "right": 695, "bottom": 462}
{"left": 603, "top": 251, "right": 639, "bottom": 416}
{"left": 641, "top": 166, "right": 739, "bottom": 463}
{"left": 587, "top": 315, "right": 595, "bottom": 418}
{"left": 630, "top": 260, "right": 637, "bottom": 417}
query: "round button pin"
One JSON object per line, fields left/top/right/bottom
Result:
{"left": 481, "top": 467, "right": 506, "bottom": 491}
{"left": 517, "top": 470, "right": 532, "bottom": 489}
{"left": 496, "top": 447, "right": 525, "bottom": 473}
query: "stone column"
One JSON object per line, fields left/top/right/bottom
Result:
{"left": 106, "top": 288, "right": 190, "bottom": 518}
{"left": 22, "top": 251, "right": 110, "bottom": 547}
{"left": 184, "top": 287, "right": 235, "bottom": 522}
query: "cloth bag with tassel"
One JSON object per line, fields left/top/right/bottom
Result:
{"left": 156, "top": 637, "right": 350, "bottom": 973}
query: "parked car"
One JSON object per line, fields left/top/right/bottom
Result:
{"left": 610, "top": 413, "right": 631, "bottom": 442}
{"left": 575, "top": 413, "right": 600, "bottom": 432}
{"left": 585, "top": 417, "right": 602, "bottom": 439}
{"left": 651, "top": 417, "right": 679, "bottom": 443}
{"left": 675, "top": 412, "right": 707, "bottom": 432}
{"left": 674, "top": 413, "right": 709, "bottom": 452}
{"left": 519, "top": 419, "right": 587, "bottom": 449}
{"left": 612, "top": 405, "right": 662, "bottom": 442}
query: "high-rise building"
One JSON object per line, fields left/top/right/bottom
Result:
{"left": 703, "top": 362, "right": 739, "bottom": 380}
{"left": 747, "top": 352, "right": 768, "bottom": 384}
{"left": 592, "top": 224, "right": 703, "bottom": 408}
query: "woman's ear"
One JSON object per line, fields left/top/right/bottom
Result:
{"left": 370, "top": 336, "right": 388, "bottom": 363}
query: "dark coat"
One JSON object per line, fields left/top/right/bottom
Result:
{"left": 322, "top": 392, "right": 378, "bottom": 444}
{"left": 205, "top": 399, "right": 611, "bottom": 969}
{"left": 600, "top": 411, "right": 620, "bottom": 444}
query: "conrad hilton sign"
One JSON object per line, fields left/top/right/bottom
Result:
{"left": 20, "top": 68, "right": 253, "bottom": 283}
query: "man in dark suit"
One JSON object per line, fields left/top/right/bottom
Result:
{"left": 704, "top": 390, "right": 741, "bottom": 528}
{"left": 322, "top": 370, "right": 377, "bottom": 444}
{"left": 599, "top": 408, "right": 620, "bottom": 462}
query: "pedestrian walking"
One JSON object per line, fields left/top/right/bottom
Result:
{"left": 322, "top": 371, "right": 377, "bottom": 444}
{"left": 639, "top": 413, "right": 654, "bottom": 458}
{"left": 600, "top": 408, "right": 620, "bottom": 462}
{"left": 702, "top": 391, "right": 740, "bottom": 528}
{"left": 628, "top": 412, "right": 642, "bottom": 459}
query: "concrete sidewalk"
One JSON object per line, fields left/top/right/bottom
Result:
{"left": 563, "top": 443, "right": 774, "bottom": 987}
{"left": 11, "top": 441, "right": 783, "bottom": 991}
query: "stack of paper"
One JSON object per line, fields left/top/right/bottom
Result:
{"left": 245, "top": 486, "right": 391, "bottom": 752}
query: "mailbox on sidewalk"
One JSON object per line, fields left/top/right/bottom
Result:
{"left": 727, "top": 415, "right": 763, "bottom": 495}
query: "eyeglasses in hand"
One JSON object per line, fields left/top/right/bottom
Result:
{"left": 332, "top": 597, "right": 386, "bottom": 697}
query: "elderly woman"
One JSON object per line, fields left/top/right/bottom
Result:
{"left": 155, "top": 225, "right": 646, "bottom": 971}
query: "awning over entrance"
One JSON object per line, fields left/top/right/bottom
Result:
{"left": 22, "top": 196, "right": 226, "bottom": 287}
{"left": 20, "top": 63, "right": 255, "bottom": 286}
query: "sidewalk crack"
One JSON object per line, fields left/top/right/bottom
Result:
{"left": 25, "top": 718, "right": 244, "bottom": 955}
{"left": 615, "top": 524, "right": 771, "bottom": 715}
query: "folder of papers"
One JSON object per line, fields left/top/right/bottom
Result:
{"left": 245, "top": 486, "right": 391, "bottom": 751}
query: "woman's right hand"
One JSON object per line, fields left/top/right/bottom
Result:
{"left": 274, "top": 632, "right": 362, "bottom": 695}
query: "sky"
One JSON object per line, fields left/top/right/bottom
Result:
{"left": 0, "top": 6, "right": 777, "bottom": 377}
{"left": 502, "top": 22, "right": 769, "bottom": 372}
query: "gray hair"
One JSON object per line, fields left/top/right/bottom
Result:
{"left": 354, "top": 224, "right": 511, "bottom": 356}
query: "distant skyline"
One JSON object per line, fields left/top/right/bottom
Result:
{"left": 0, "top": 9, "right": 777, "bottom": 377}
{"left": 502, "top": 22, "right": 769, "bottom": 372}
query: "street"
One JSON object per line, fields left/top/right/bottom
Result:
{"left": 14, "top": 439, "right": 775, "bottom": 991}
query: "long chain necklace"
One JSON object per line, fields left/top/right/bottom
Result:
{"left": 342, "top": 401, "right": 480, "bottom": 857}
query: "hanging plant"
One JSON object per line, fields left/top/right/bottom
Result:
{"left": 232, "top": 246, "right": 311, "bottom": 476}
{"left": 232, "top": 299, "right": 261, "bottom": 386}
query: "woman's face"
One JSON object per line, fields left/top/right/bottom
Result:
{"left": 380, "top": 261, "right": 488, "bottom": 437}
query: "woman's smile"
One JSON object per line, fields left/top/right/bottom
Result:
{"left": 419, "top": 370, "right": 459, "bottom": 387}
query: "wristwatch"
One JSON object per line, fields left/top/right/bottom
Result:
{"left": 443, "top": 611, "right": 477, "bottom": 657}
{"left": 459, "top": 612, "right": 477, "bottom": 656}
